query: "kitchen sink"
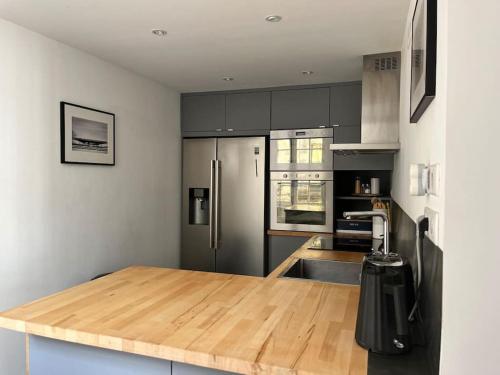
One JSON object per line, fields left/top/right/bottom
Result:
{"left": 279, "top": 258, "right": 361, "bottom": 285}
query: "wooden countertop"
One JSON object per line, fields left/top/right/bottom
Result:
{"left": 0, "top": 238, "right": 367, "bottom": 374}
{"left": 266, "top": 229, "right": 334, "bottom": 237}
{"left": 267, "top": 229, "right": 372, "bottom": 240}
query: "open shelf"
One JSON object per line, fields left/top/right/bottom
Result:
{"left": 334, "top": 170, "right": 392, "bottom": 197}
{"left": 333, "top": 170, "right": 392, "bottom": 247}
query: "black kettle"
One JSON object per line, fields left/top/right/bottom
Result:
{"left": 355, "top": 252, "right": 415, "bottom": 354}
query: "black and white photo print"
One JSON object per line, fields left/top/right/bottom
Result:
{"left": 410, "top": 0, "right": 437, "bottom": 123}
{"left": 60, "top": 102, "right": 115, "bottom": 165}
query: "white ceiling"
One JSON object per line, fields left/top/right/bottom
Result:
{"left": 0, "top": 0, "right": 410, "bottom": 92}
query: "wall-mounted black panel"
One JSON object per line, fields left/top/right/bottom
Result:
{"left": 369, "top": 202, "right": 442, "bottom": 375}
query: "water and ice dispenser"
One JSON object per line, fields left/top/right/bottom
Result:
{"left": 188, "top": 188, "right": 209, "bottom": 225}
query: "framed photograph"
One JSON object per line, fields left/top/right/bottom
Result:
{"left": 60, "top": 102, "right": 115, "bottom": 165}
{"left": 410, "top": 0, "right": 437, "bottom": 123}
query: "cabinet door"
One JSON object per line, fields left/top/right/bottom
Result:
{"left": 226, "top": 92, "right": 270, "bottom": 132}
{"left": 172, "top": 362, "right": 234, "bottom": 375}
{"left": 333, "top": 125, "right": 361, "bottom": 144}
{"left": 268, "top": 236, "right": 308, "bottom": 273}
{"left": 330, "top": 84, "right": 362, "bottom": 126}
{"left": 182, "top": 94, "right": 225, "bottom": 132}
{"left": 29, "top": 335, "right": 173, "bottom": 375}
{"left": 271, "top": 88, "right": 330, "bottom": 130}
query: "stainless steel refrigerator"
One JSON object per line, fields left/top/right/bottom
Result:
{"left": 181, "top": 137, "right": 266, "bottom": 276}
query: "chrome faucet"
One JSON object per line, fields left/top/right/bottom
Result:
{"left": 343, "top": 211, "right": 390, "bottom": 255}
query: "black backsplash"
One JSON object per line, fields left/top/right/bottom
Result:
{"left": 368, "top": 202, "right": 442, "bottom": 375}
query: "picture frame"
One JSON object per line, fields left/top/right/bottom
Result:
{"left": 60, "top": 102, "right": 115, "bottom": 165}
{"left": 410, "top": 0, "right": 437, "bottom": 123}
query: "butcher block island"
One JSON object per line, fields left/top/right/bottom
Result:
{"left": 0, "top": 238, "right": 367, "bottom": 375}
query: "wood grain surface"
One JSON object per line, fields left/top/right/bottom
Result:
{"left": 267, "top": 230, "right": 372, "bottom": 240}
{"left": 0, "top": 237, "right": 367, "bottom": 375}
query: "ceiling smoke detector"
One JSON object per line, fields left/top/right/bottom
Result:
{"left": 222, "top": 77, "right": 234, "bottom": 81}
{"left": 302, "top": 70, "right": 314, "bottom": 75}
{"left": 265, "top": 15, "right": 282, "bottom": 23}
{"left": 151, "top": 29, "right": 168, "bottom": 37}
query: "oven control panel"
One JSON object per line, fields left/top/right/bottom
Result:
{"left": 270, "top": 171, "right": 333, "bottom": 181}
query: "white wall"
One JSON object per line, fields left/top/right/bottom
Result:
{"left": 441, "top": 1, "right": 500, "bottom": 374}
{"left": 394, "top": 1, "right": 500, "bottom": 374}
{"left": 0, "top": 19, "right": 180, "bottom": 374}
{"left": 392, "top": 0, "right": 448, "bottom": 248}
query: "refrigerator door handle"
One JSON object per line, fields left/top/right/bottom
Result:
{"left": 214, "top": 159, "right": 221, "bottom": 248}
{"left": 209, "top": 160, "right": 216, "bottom": 249}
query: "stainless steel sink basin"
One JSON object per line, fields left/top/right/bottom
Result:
{"left": 279, "top": 258, "right": 361, "bottom": 285}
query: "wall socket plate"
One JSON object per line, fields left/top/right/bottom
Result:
{"left": 428, "top": 164, "right": 440, "bottom": 196}
{"left": 424, "top": 207, "right": 439, "bottom": 244}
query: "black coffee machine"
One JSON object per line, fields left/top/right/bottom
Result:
{"left": 355, "top": 252, "right": 415, "bottom": 354}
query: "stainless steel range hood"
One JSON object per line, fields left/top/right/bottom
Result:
{"left": 330, "top": 52, "right": 401, "bottom": 154}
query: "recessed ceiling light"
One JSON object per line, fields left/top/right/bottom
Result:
{"left": 151, "top": 29, "right": 168, "bottom": 37}
{"left": 265, "top": 15, "right": 282, "bottom": 23}
{"left": 222, "top": 77, "right": 234, "bottom": 81}
{"left": 302, "top": 70, "right": 314, "bottom": 75}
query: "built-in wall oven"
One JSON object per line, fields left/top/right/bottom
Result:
{"left": 270, "top": 171, "right": 334, "bottom": 233}
{"left": 270, "top": 128, "right": 333, "bottom": 171}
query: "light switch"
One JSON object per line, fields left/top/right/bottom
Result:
{"left": 410, "top": 164, "right": 428, "bottom": 196}
{"left": 428, "top": 164, "right": 440, "bottom": 196}
{"left": 410, "top": 163, "right": 439, "bottom": 196}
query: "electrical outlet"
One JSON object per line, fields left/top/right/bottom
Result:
{"left": 428, "top": 164, "right": 440, "bottom": 196}
{"left": 424, "top": 207, "right": 439, "bottom": 244}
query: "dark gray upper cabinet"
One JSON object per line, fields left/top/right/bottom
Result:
{"left": 271, "top": 88, "right": 330, "bottom": 130}
{"left": 330, "top": 84, "right": 362, "bottom": 126}
{"left": 182, "top": 94, "right": 225, "bottom": 132}
{"left": 333, "top": 125, "right": 361, "bottom": 144}
{"left": 226, "top": 92, "right": 270, "bottom": 131}
{"left": 182, "top": 83, "right": 361, "bottom": 136}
